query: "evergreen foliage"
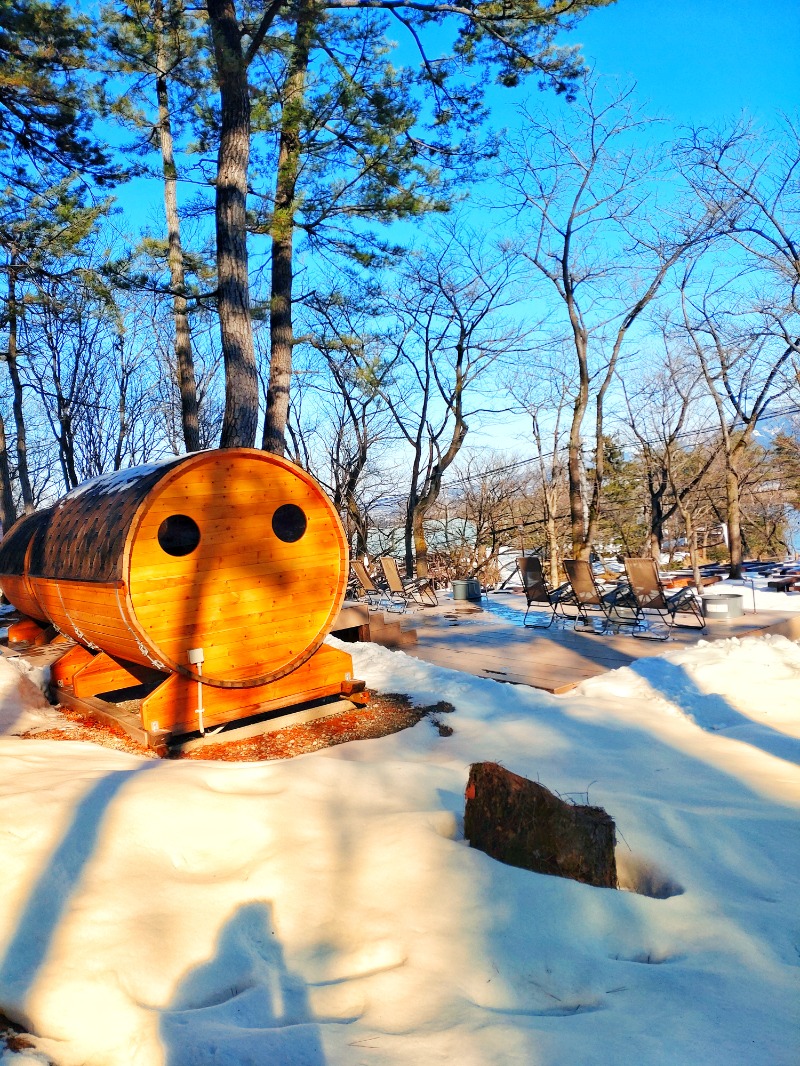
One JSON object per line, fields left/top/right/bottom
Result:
{"left": 0, "top": 0, "right": 113, "bottom": 180}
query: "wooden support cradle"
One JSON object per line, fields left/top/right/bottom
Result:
{"left": 48, "top": 640, "right": 364, "bottom": 752}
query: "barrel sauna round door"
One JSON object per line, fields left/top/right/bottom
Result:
{"left": 124, "top": 450, "right": 348, "bottom": 687}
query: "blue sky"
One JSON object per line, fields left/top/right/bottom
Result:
{"left": 475, "top": 0, "right": 799, "bottom": 145}
{"left": 118, "top": 0, "right": 799, "bottom": 231}
{"left": 574, "top": 0, "right": 799, "bottom": 126}
{"left": 460, "top": 0, "right": 800, "bottom": 453}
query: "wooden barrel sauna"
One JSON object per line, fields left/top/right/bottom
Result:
{"left": 0, "top": 449, "right": 349, "bottom": 688}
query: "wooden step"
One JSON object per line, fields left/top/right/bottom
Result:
{"left": 367, "top": 609, "right": 417, "bottom": 649}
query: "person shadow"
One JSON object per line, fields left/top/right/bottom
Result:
{"left": 160, "top": 900, "right": 326, "bottom": 1066}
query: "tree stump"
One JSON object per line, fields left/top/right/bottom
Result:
{"left": 464, "top": 762, "right": 617, "bottom": 888}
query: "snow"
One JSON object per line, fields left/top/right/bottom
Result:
{"left": 58, "top": 457, "right": 181, "bottom": 503}
{"left": 0, "top": 624, "right": 799, "bottom": 1064}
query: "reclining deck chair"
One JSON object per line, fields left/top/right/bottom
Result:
{"left": 379, "top": 556, "right": 439, "bottom": 610}
{"left": 517, "top": 556, "right": 575, "bottom": 628}
{"left": 622, "top": 557, "right": 705, "bottom": 639}
{"left": 351, "top": 559, "right": 396, "bottom": 611}
{"left": 563, "top": 558, "right": 639, "bottom": 634}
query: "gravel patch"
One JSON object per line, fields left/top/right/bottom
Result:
{"left": 18, "top": 694, "right": 456, "bottom": 761}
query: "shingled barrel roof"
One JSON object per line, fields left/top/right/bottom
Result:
{"left": 0, "top": 508, "right": 54, "bottom": 578}
{"left": 6, "top": 460, "right": 184, "bottom": 584}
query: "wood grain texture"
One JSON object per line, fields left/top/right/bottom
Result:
{"left": 125, "top": 450, "right": 348, "bottom": 685}
{"left": 1, "top": 574, "right": 42, "bottom": 622}
{"left": 140, "top": 642, "right": 355, "bottom": 734}
{"left": 7, "top": 617, "right": 49, "bottom": 645}
{"left": 0, "top": 450, "right": 349, "bottom": 688}
{"left": 50, "top": 643, "right": 96, "bottom": 689}
{"left": 30, "top": 578, "right": 146, "bottom": 663}
{"left": 71, "top": 651, "right": 164, "bottom": 699}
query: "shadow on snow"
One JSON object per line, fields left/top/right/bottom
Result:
{"left": 630, "top": 657, "right": 800, "bottom": 766}
{"left": 160, "top": 901, "right": 327, "bottom": 1066}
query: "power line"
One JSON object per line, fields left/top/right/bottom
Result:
{"left": 438, "top": 400, "right": 800, "bottom": 493}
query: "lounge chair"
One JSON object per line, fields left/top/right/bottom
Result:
{"left": 563, "top": 558, "right": 639, "bottom": 634}
{"left": 379, "top": 556, "right": 438, "bottom": 609}
{"left": 622, "top": 557, "right": 705, "bottom": 639}
{"left": 517, "top": 556, "right": 575, "bottom": 628}
{"left": 350, "top": 559, "right": 396, "bottom": 610}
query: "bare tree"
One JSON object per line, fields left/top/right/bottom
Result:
{"left": 290, "top": 284, "right": 396, "bottom": 556}
{"left": 620, "top": 330, "right": 717, "bottom": 566}
{"left": 674, "top": 118, "right": 800, "bottom": 574}
{"left": 502, "top": 76, "right": 717, "bottom": 559}
{"left": 508, "top": 348, "right": 571, "bottom": 584}
{"left": 22, "top": 278, "right": 169, "bottom": 493}
{"left": 376, "top": 229, "right": 523, "bottom": 577}
{"left": 678, "top": 269, "right": 794, "bottom": 577}
{"left": 678, "top": 117, "right": 799, "bottom": 355}
{"left": 438, "top": 456, "right": 557, "bottom": 586}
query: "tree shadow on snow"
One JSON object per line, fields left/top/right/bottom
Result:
{"left": 630, "top": 658, "right": 800, "bottom": 766}
{"left": 0, "top": 763, "right": 158, "bottom": 1001}
{"left": 160, "top": 901, "right": 326, "bottom": 1066}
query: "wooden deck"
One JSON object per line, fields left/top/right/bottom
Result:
{"left": 387, "top": 593, "right": 800, "bottom": 694}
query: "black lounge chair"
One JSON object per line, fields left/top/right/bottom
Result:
{"left": 563, "top": 558, "right": 639, "bottom": 634}
{"left": 379, "top": 556, "right": 438, "bottom": 609}
{"left": 622, "top": 556, "right": 705, "bottom": 639}
{"left": 517, "top": 556, "right": 575, "bottom": 628}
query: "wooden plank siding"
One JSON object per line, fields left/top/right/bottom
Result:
{"left": 126, "top": 451, "right": 348, "bottom": 685}
{"left": 139, "top": 643, "right": 357, "bottom": 735}
{"left": 0, "top": 450, "right": 350, "bottom": 691}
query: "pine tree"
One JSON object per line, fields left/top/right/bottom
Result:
{"left": 99, "top": 0, "right": 212, "bottom": 452}
{"left": 204, "top": 0, "right": 615, "bottom": 450}
{"left": 0, "top": 0, "right": 113, "bottom": 180}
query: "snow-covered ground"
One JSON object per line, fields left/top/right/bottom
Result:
{"left": 1, "top": 586, "right": 799, "bottom": 1064}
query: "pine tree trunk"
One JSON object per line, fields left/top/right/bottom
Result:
{"left": 6, "top": 266, "right": 32, "bottom": 511}
{"left": 0, "top": 411, "right": 17, "bottom": 533}
{"left": 155, "top": 0, "right": 199, "bottom": 453}
{"left": 208, "top": 0, "right": 258, "bottom": 449}
{"left": 262, "top": 0, "right": 316, "bottom": 456}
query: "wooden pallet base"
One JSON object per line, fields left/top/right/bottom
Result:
{"left": 55, "top": 686, "right": 361, "bottom": 757}
{"left": 7, "top": 617, "right": 55, "bottom": 646}
{"left": 55, "top": 685, "right": 170, "bottom": 754}
{"left": 167, "top": 697, "right": 360, "bottom": 754}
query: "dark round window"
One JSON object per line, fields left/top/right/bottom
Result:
{"left": 272, "top": 503, "right": 307, "bottom": 543}
{"left": 157, "top": 514, "right": 201, "bottom": 557}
